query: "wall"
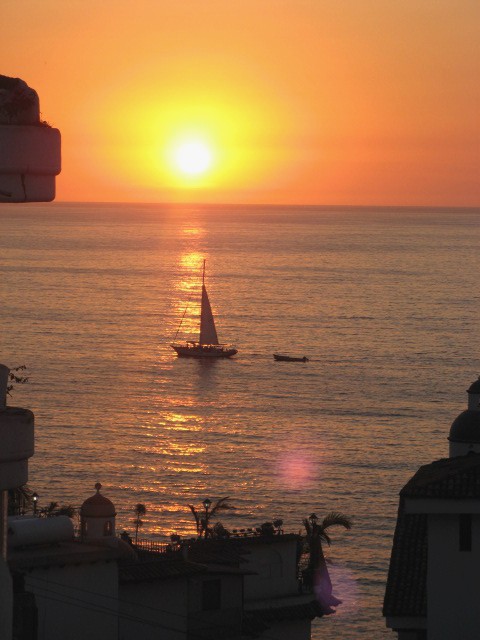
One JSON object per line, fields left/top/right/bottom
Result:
{"left": 188, "top": 574, "right": 243, "bottom": 638}
{"left": 25, "top": 560, "right": 118, "bottom": 640}
{"left": 428, "top": 514, "right": 480, "bottom": 639}
{"left": 243, "top": 539, "right": 299, "bottom": 601}
{"left": 119, "top": 578, "right": 187, "bottom": 640}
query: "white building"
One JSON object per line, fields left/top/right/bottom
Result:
{"left": 185, "top": 534, "right": 325, "bottom": 639}
{"left": 9, "top": 484, "right": 128, "bottom": 640}
{"left": 384, "top": 377, "right": 480, "bottom": 640}
{"left": 10, "top": 531, "right": 120, "bottom": 640}
{"left": 119, "top": 554, "right": 244, "bottom": 640}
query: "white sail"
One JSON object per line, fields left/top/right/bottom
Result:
{"left": 199, "top": 285, "right": 219, "bottom": 345}
{"left": 172, "top": 260, "right": 237, "bottom": 356}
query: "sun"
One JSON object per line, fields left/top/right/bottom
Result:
{"left": 173, "top": 141, "right": 213, "bottom": 176}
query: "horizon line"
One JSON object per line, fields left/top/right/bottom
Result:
{"left": 46, "top": 201, "right": 480, "bottom": 211}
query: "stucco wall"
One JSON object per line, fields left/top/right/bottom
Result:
{"left": 428, "top": 513, "right": 480, "bottom": 639}
{"left": 188, "top": 574, "right": 243, "bottom": 638}
{"left": 25, "top": 560, "right": 118, "bottom": 640}
{"left": 243, "top": 539, "right": 299, "bottom": 601}
{"left": 119, "top": 578, "right": 187, "bottom": 640}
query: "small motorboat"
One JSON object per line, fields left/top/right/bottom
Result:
{"left": 273, "top": 354, "right": 309, "bottom": 362}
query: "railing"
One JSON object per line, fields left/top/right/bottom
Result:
{"left": 226, "top": 527, "right": 285, "bottom": 538}
{"left": 134, "top": 538, "right": 179, "bottom": 554}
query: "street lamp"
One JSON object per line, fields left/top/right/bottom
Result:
{"left": 32, "top": 492, "right": 39, "bottom": 516}
{"left": 202, "top": 498, "right": 212, "bottom": 538}
{"left": 308, "top": 513, "right": 318, "bottom": 529}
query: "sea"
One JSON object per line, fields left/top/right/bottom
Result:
{"left": 2, "top": 202, "right": 480, "bottom": 638}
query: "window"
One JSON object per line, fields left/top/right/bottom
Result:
{"left": 459, "top": 514, "right": 472, "bottom": 552}
{"left": 103, "top": 521, "right": 112, "bottom": 536}
{"left": 202, "top": 579, "right": 221, "bottom": 611}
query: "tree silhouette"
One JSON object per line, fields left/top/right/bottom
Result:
{"left": 37, "top": 501, "right": 76, "bottom": 518}
{"left": 133, "top": 503, "right": 146, "bottom": 543}
{"left": 8, "top": 485, "right": 33, "bottom": 516}
{"left": 302, "top": 511, "right": 352, "bottom": 611}
{"left": 6, "top": 365, "right": 28, "bottom": 398}
{"left": 188, "top": 497, "right": 235, "bottom": 538}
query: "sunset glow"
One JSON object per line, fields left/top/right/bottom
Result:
{"left": 3, "top": 1, "right": 479, "bottom": 205}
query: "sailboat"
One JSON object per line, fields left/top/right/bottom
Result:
{"left": 171, "top": 261, "right": 238, "bottom": 358}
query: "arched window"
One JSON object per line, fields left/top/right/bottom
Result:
{"left": 103, "top": 520, "right": 112, "bottom": 536}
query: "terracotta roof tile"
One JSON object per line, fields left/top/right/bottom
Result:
{"left": 383, "top": 502, "right": 427, "bottom": 617}
{"left": 401, "top": 453, "right": 480, "bottom": 499}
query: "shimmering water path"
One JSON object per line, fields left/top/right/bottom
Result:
{"left": 2, "top": 203, "right": 480, "bottom": 638}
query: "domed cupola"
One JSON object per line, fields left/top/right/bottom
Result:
{"left": 449, "top": 377, "right": 480, "bottom": 457}
{"left": 80, "top": 483, "right": 116, "bottom": 540}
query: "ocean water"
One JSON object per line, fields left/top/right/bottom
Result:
{"left": 2, "top": 203, "right": 480, "bottom": 638}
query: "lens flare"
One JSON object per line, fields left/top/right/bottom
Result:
{"left": 276, "top": 451, "right": 316, "bottom": 490}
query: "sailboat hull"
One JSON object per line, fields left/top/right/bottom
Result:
{"left": 171, "top": 343, "right": 238, "bottom": 358}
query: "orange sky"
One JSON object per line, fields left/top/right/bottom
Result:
{"left": 3, "top": 0, "right": 479, "bottom": 205}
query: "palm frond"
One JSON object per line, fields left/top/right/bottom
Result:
{"left": 134, "top": 503, "right": 146, "bottom": 517}
{"left": 302, "top": 518, "right": 312, "bottom": 536}
{"left": 319, "top": 530, "right": 332, "bottom": 546}
{"left": 210, "top": 497, "right": 235, "bottom": 518}
{"left": 56, "top": 505, "right": 76, "bottom": 518}
{"left": 188, "top": 504, "right": 201, "bottom": 531}
{"left": 321, "top": 511, "right": 353, "bottom": 532}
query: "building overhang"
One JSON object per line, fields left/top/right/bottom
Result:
{"left": 405, "top": 498, "right": 480, "bottom": 514}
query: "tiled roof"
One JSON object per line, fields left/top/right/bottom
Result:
{"left": 242, "top": 599, "right": 325, "bottom": 636}
{"left": 119, "top": 558, "right": 206, "bottom": 584}
{"left": 401, "top": 453, "right": 480, "bottom": 499}
{"left": 383, "top": 501, "right": 427, "bottom": 617}
{"left": 9, "top": 541, "right": 120, "bottom": 571}
{"left": 384, "top": 454, "right": 480, "bottom": 619}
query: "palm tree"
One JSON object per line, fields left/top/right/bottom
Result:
{"left": 7, "top": 485, "right": 33, "bottom": 516}
{"left": 133, "top": 503, "right": 146, "bottom": 544}
{"left": 39, "top": 502, "right": 76, "bottom": 518}
{"left": 188, "top": 497, "right": 235, "bottom": 538}
{"left": 6, "top": 365, "right": 28, "bottom": 399}
{"left": 302, "top": 511, "right": 352, "bottom": 610}
{"left": 55, "top": 504, "right": 76, "bottom": 518}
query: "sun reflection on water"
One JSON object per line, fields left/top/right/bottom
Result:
{"left": 179, "top": 251, "right": 205, "bottom": 272}
{"left": 162, "top": 412, "right": 204, "bottom": 431}
{"left": 181, "top": 226, "right": 205, "bottom": 238}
